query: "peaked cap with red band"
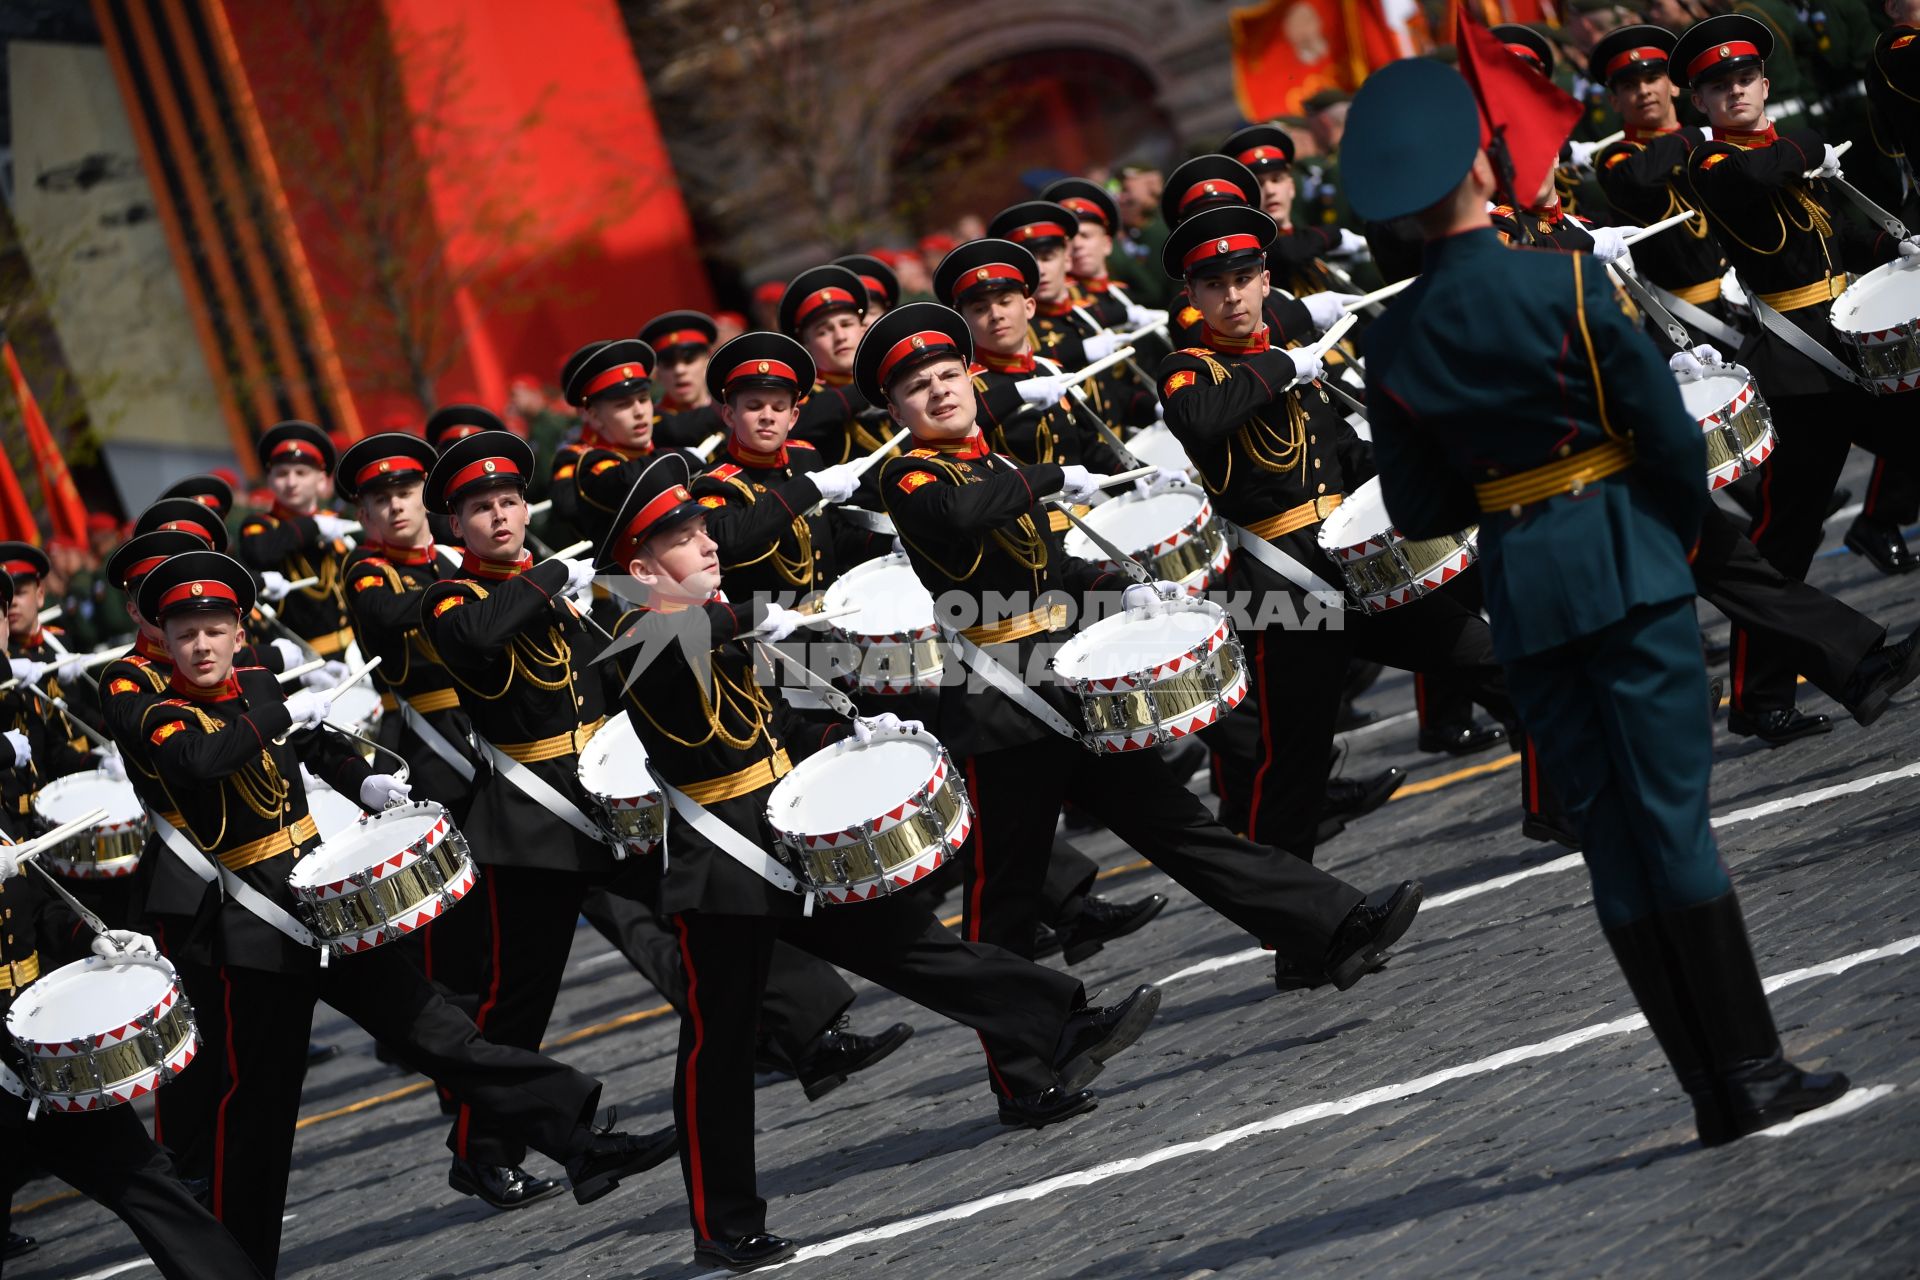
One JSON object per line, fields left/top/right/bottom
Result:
{"left": 594, "top": 452, "right": 705, "bottom": 572}
{"left": 1161, "top": 204, "right": 1277, "bottom": 282}
{"left": 132, "top": 498, "right": 229, "bottom": 554}
{"left": 1220, "top": 123, "right": 1298, "bottom": 174}
{"left": 0, "top": 541, "right": 50, "bottom": 586}
{"left": 1491, "top": 24, "right": 1555, "bottom": 74}
{"left": 932, "top": 238, "right": 1040, "bottom": 307}
{"left": 158, "top": 473, "right": 235, "bottom": 518}
{"left": 779, "top": 265, "right": 870, "bottom": 338}
{"left": 425, "top": 403, "right": 507, "bottom": 448}
{"left": 1670, "top": 13, "right": 1771, "bottom": 88}
{"left": 833, "top": 254, "right": 901, "bottom": 312}
{"left": 564, "top": 337, "right": 655, "bottom": 407}
{"left": 423, "top": 430, "right": 536, "bottom": 515}
{"left": 852, "top": 301, "right": 974, "bottom": 406}
{"left": 1160, "top": 154, "right": 1260, "bottom": 230}
{"left": 256, "top": 420, "right": 335, "bottom": 474}
{"left": 1586, "top": 24, "right": 1677, "bottom": 86}
{"left": 135, "top": 549, "right": 256, "bottom": 624}
{"left": 335, "top": 431, "right": 439, "bottom": 501}
{"left": 639, "top": 310, "right": 719, "bottom": 356}
{"left": 1039, "top": 177, "right": 1121, "bottom": 234}
{"left": 705, "top": 331, "right": 817, "bottom": 402}
{"left": 106, "top": 530, "right": 208, "bottom": 593}
{"left": 986, "top": 200, "right": 1079, "bottom": 249}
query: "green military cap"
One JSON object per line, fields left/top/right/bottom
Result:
{"left": 1342, "top": 58, "right": 1483, "bottom": 223}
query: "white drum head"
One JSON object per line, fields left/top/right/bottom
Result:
{"left": 289, "top": 806, "right": 444, "bottom": 887}
{"left": 1678, "top": 371, "right": 1748, "bottom": 423}
{"left": 579, "top": 714, "right": 652, "bottom": 793}
{"left": 36, "top": 772, "right": 145, "bottom": 826}
{"left": 308, "top": 788, "right": 365, "bottom": 840}
{"left": 6, "top": 955, "right": 175, "bottom": 1043}
{"left": 772, "top": 736, "right": 939, "bottom": 835}
{"left": 1063, "top": 489, "right": 1204, "bottom": 562}
{"left": 1318, "top": 476, "right": 1390, "bottom": 548}
{"left": 821, "top": 554, "right": 936, "bottom": 635}
{"left": 326, "top": 683, "right": 381, "bottom": 733}
{"left": 1832, "top": 261, "right": 1920, "bottom": 334}
{"left": 1054, "top": 604, "right": 1224, "bottom": 681}
{"left": 1127, "top": 425, "right": 1195, "bottom": 474}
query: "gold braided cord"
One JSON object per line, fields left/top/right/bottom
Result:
{"left": 634, "top": 650, "right": 769, "bottom": 751}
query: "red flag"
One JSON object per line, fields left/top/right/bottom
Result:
{"left": 1232, "top": 0, "right": 1401, "bottom": 121}
{"left": 4, "top": 342, "right": 87, "bottom": 547}
{"left": 1453, "top": 10, "right": 1582, "bottom": 209}
{"left": 0, "top": 438, "right": 37, "bottom": 545}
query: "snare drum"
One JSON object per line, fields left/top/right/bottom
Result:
{"left": 307, "top": 785, "right": 367, "bottom": 841}
{"left": 820, "top": 553, "right": 944, "bottom": 694}
{"left": 5, "top": 953, "right": 199, "bottom": 1112}
{"left": 1830, "top": 261, "right": 1920, "bottom": 394}
{"left": 577, "top": 713, "right": 663, "bottom": 856}
{"left": 1125, "top": 424, "right": 1196, "bottom": 477}
{"left": 1061, "top": 484, "right": 1231, "bottom": 593}
{"left": 325, "top": 682, "right": 383, "bottom": 758}
{"left": 1677, "top": 367, "right": 1776, "bottom": 489}
{"left": 30, "top": 773, "right": 148, "bottom": 879}
{"left": 1050, "top": 597, "right": 1248, "bottom": 752}
{"left": 765, "top": 728, "right": 970, "bottom": 904}
{"left": 285, "top": 801, "right": 476, "bottom": 954}
{"left": 1317, "top": 477, "right": 1478, "bottom": 614}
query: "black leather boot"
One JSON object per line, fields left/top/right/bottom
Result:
{"left": 1661, "top": 893, "right": 1850, "bottom": 1145}
{"left": 1601, "top": 914, "right": 1725, "bottom": 1140}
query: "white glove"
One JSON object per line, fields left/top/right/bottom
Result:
{"left": 1080, "top": 331, "right": 1121, "bottom": 362}
{"left": 2, "top": 729, "right": 30, "bottom": 769}
{"left": 96, "top": 750, "right": 128, "bottom": 782}
{"left": 0, "top": 845, "right": 26, "bottom": 880}
{"left": 851, "top": 712, "right": 923, "bottom": 743}
{"left": 55, "top": 656, "right": 92, "bottom": 687}
{"left": 1898, "top": 236, "right": 1920, "bottom": 267}
{"left": 282, "top": 688, "right": 333, "bottom": 729}
{"left": 92, "top": 929, "right": 158, "bottom": 958}
{"left": 809, "top": 461, "right": 864, "bottom": 505}
{"left": 270, "top": 637, "right": 305, "bottom": 669}
{"left": 1816, "top": 144, "right": 1845, "bottom": 179}
{"left": 1565, "top": 139, "right": 1603, "bottom": 171}
{"left": 8, "top": 658, "right": 47, "bottom": 686}
{"left": 562, "top": 558, "right": 597, "bottom": 601}
{"left": 1124, "top": 301, "right": 1160, "bottom": 329}
{"left": 1057, "top": 464, "right": 1104, "bottom": 504}
{"left": 310, "top": 513, "right": 354, "bottom": 541}
{"left": 1335, "top": 227, "right": 1370, "bottom": 256}
{"left": 1135, "top": 466, "right": 1189, "bottom": 498}
{"left": 756, "top": 603, "right": 810, "bottom": 643}
{"left": 258, "top": 570, "right": 293, "bottom": 603}
{"left": 1302, "top": 292, "right": 1361, "bottom": 332}
{"left": 1016, "top": 374, "right": 1071, "bottom": 407}
{"left": 1669, "top": 345, "right": 1724, "bottom": 382}
{"left": 1122, "top": 579, "right": 1184, "bottom": 614}
{"left": 302, "top": 659, "right": 349, "bottom": 690}
{"left": 1286, "top": 348, "right": 1326, "bottom": 388}
{"left": 1587, "top": 226, "right": 1632, "bottom": 264}
{"left": 359, "top": 773, "right": 411, "bottom": 810}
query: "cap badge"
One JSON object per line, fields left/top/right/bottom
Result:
{"left": 189, "top": 582, "right": 204, "bottom": 597}
{"left": 1204, "top": 182, "right": 1217, "bottom": 194}
{"left": 378, "top": 461, "right": 391, "bottom": 473}
{"left": 976, "top": 267, "right": 991, "bottom": 281}
{"left": 483, "top": 460, "right": 497, "bottom": 473}
{"left": 757, "top": 360, "right": 771, "bottom": 374}
{"left": 911, "top": 336, "right": 927, "bottom": 350}
{"left": 1216, "top": 239, "right": 1231, "bottom": 254}
{"left": 1719, "top": 44, "right": 1730, "bottom": 57}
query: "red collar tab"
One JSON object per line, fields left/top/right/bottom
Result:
{"left": 136, "top": 631, "right": 173, "bottom": 663}
{"left": 1202, "top": 324, "right": 1272, "bottom": 355}
{"left": 1183, "top": 233, "right": 1263, "bottom": 272}
{"left": 459, "top": 549, "right": 534, "bottom": 579}
{"left": 877, "top": 330, "right": 961, "bottom": 386}
{"left": 1686, "top": 40, "right": 1760, "bottom": 83}
{"left": 976, "top": 348, "right": 1036, "bottom": 375}
{"left": 1035, "top": 296, "right": 1074, "bottom": 318}
{"left": 446, "top": 454, "right": 524, "bottom": 496}
{"left": 1623, "top": 124, "right": 1682, "bottom": 143}
{"left": 1607, "top": 46, "right": 1670, "bottom": 78}
{"left": 364, "top": 540, "right": 434, "bottom": 566}
{"left": 726, "top": 436, "right": 789, "bottom": 468}
{"left": 1178, "top": 178, "right": 1246, "bottom": 213}
{"left": 158, "top": 578, "right": 239, "bottom": 614}
{"left": 1076, "top": 275, "right": 1112, "bottom": 292}
{"left": 354, "top": 454, "right": 427, "bottom": 488}
{"left": 1006, "top": 222, "right": 1069, "bottom": 243}
{"left": 1722, "top": 124, "right": 1778, "bottom": 149}
{"left": 819, "top": 369, "right": 854, "bottom": 387}
{"left": 1534, "top": 202, "right": 1565, "bottom": 225}
{"left": 795, "top": 286, "right": 858, "bottom": 326}
{"left": 20, "top": 629, "right": 44, "bottom": 649}
{"left": 167, "top": 669, "right": 241, "bottom": 701}
{"left": 910, "top": 431, "right": 990, "bottom": 460}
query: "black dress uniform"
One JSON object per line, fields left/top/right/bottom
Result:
{"left": 541, "top": 346, "right": 612, "bottom": 544}
{"left": 0, "top": 546, "right": 96, "bottom": 832}
{"left": 1675, "top": 15, "right": 1920, "bottom": 739}
{"left": 1157, "top": 206, "right": 1523, "bottom": 858}
{"left": 861, "top": 303, "right": 1420, "bottom": 990}
{"left": 1220, "top": 126, "right": 1353, "bottom": 298}
{"left": 1157, "top": 157, "right": 1330, "bottom": 350}
{"left": 132, "top": 551, "right": 664, "bottom": 1276}
{"left": 780, "top": 266, "right": 890, "bottom": 462}
{"left": 0, "top": 822, "right": 266, "bottom": 1280}
{"left": 235, "top": 422, "right": 355, "bottom": 658}
{"left": 640, "top": 310, "right": 726, "bottom": 449}
{"left": 596, "top": 455, "right": 1157, "bottom": 1270}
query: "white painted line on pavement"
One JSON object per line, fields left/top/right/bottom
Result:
{"left": 70, "top": 1261, "right": 151, "bottom": 1280}
{"left": 1338, "top": 708, "right": 1418, "bottom": 740}
{"left": 1159, "top": 759, "right": 1920, "bottom": 986}
{"left": 1757, "top": 1084, "right": 1897, "bottom": 1137}
{"left": 718, "top": 934, "right": 1918, "bottom": 1277}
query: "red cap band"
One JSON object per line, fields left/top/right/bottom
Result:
{"left": 268, "top": 439, "right": 324, "bottom": 466}
{"left": 155, "top": 519, "right": 219, "bottom": 544}
{"left": 955, "top": 262, "right": 1028, "bottom": 295}
{"left": 724, "top": 358, "right": 800, "bottom": 386}
{"left": 446, "top": 456, "right": 524, "bottom": 496}
{"left": 795, "top": 286, "right": 858, "bottom": 325}
{"left": 1006, "top": 222, "right": 1069, "bottom": 243}
{"left": 124, "top": 555, "right": 171, "bottom": 582}
{"left": 189, "top": 494, "right": 221, "bottom": 508}
{"left": 1235, "top": 145, "right": 1287, "bottom": 167}
{"left": 877, "top": 330, "right": 960, "bottom": 386}
{"left": 1504, "top": 43, "right": 1546, "bottom": 67}
{"left": 1059, "top": 197, "right": 1109, "bottom": 226}
{"left": 1182, "top": 233, "right": 1264, "bottom": 272}
{"left": 1606, "top": 45, "right": 1670, "bottom": 77}
{"left": 354, "top": 455, "right": 426, "bottom": 488}
{"left": 0, "top": 558, "right": 39, "bottom": 579}
{"left": 1179, "top": 179, "right": 1246, "bottom": 212}
{"left": 158, "top": 579, "right": 239, "bottom": 613}
{"left": 654, "top": 329, "right": 710, "bottom": 349}
{"left": 613, "top": 485, "right": 695, "bottom": 565}
{"left": 583, "top": 362, "right": 649, "bottom": 399}
{"left": 437, "top": 425, "right": 486, "bottom": 442}
{"left": 1686, "top": 39, "right": 1759, "bottom": 80}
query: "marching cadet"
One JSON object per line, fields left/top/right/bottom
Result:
{"left": 541, "top": 342, "right": 619, "bottom": 545}
{"left": 2, "top": 580, "right": 267, "bottom": 1280}
{"left": 778, "top": 265, "right": 891, "bottom": 462}
{"left": 984, "top": 199, "right": 1137, "bottom": 418}
{"left": 2, "top": 541, "right": 98, "bottom": 777}
{"left": 557, "top": 339, "right": 703, "bottom": 546}
{"left": 1676, "top": 12, "right": 1920, "bottom": 745}
{"left": 834, "top": 252, "right": 901, "bottom": 315}
{"left": 597, "top": 453, "right": 1162, "bottom": 1270}
{"left": 640, "top": 310, "right": 725, "bottom": 449}
{"left": 1220, "top": 123, "right": 1370, "bottom": 297}
{"left": 861, "top": 301, "right": 1421, "bottom": 993}
{"left": 1347, "top": 55, "right": 1849, "bottom": 1148}
{"left": 1154, "top": 204, "right": 1520, "bottom": 866}
{"left": 1038, "top": 177, "right": 1164, "bottom": 330}
{"left": 131, "top": 549, "right": 673, "bottom": 1274}
{"left": 1870, "top": 0, "right": 1920, "bottom": 172}
{"left": 235, "top": 422, "right": 357, "bottom": 660}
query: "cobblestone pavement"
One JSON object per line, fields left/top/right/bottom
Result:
{"left": 12, "top": 454, "right": 1920, "bottom": 1279}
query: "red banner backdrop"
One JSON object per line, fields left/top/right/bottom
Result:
{"left": 1231, "top": 0, "right": 1402, "bottom": 121}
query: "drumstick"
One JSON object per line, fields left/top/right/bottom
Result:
{"left": 801, "top": 428, "right": 912, "bottom": 518}
{"left": 34, "top": 622, "right": 107, "bottom": 692}
{"left": 1036, "top": 465, "right": 1159, "bottom": 503}
{"left": 752, "top": 641, "right": 858, "bottom": 718}
{"left": 693, "top": 432, "right": 726, "bottom": 461}
{"left": 36, "top": 605, "right": 61, "bottom": 625}
{"left": 1057, "top": 345, "right": 1139, "bottom": 390}
{"left": 273, "top": 655, "right": 382, "bottom": 745}
{"left": 18, "top": 682, "right": 114, "bottom": 750}
{"left": 276, "top": 575, "right": 321, "bottom": 593}
{"left": 542, "top": 541, "right": 592, "bottom": 563}
{"left": 1306, "top": 313, "right": 1358, "bottom": 362}
{"left": 1622, "top": 209, "right": 1699, "bottom": 247}
{"left": 310, "top": 721, "right": 412, "bottom": 791}
{"left": 70, "top": 645, "right": 134, "bottom": 672}
{"left": 1804, "top": 139, "right": 1851, "bottom": 180}
{"left": 1047, "top": 500, "right": 1155, "bottom": 585}
{"left": 251, "top": 600, "right": 324, "bottom": 663}
{"left": 748, "top": 603, "right": 866, "bottom": 637}
{"left": 22, "top": 855, "right": 119, "bottom": 943}
{"left": 276, "top": 657, "right": 326, "bottom": 684}
{"left": 1342, "top": 276, "right": 1416, "bottom": 312}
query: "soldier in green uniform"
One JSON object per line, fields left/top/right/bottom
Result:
{"left": 1346, "top": 56, "right": 1850, "bottom": 1147}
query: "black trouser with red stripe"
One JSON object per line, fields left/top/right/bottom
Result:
{"left": 1412, "top": 568, "right": 1489, "bottom": 738}
{"left": 1208, "top": 592, "right": 1522, "bottom": 859}
{"left": 202, "top": 946, "right": 600, "bottom": 1275}
{"left": 959, "top": 736, "right": 1363, "bottom": 994}
{"left": 1858, "top": 456, "right": 1920, "bottom": 528}
{"left": 2, "top": 1095, "right": 264, "bottom": 1280}
{"left": 1731, "top": 388, "right": 1920, "bottom": 715}
{"left": 669, "top": 901, "right": 1081, "bottom": 1244}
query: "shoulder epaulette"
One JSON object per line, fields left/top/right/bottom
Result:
{"left": 1491, "top": 204, "right": 1515, "bottom": 218}
{"left": 240, "top": 518, "right": 272, "bottom": 535}
{"left": 906, "top": 447, "right": 938, "bottom": 459}
{"left": 706, "top": 462, "right": 743, "bottom": 481}
{"left": 789, "top": 439, "right": 816, "bottom": 451}
{"left": 1176, "top": 347, "right": 1215, "bottom": 358}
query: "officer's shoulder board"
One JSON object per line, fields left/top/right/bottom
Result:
{"left": 788, "top": 439, "right": 816, "bottom": 451}
{"left": 351, "top": 559, "right": 400, "bottom": 593}
{"left": 704, "top": 462, "right": 744, "bottom": 482}
{"left": 1892, "top": 32, "right": 1915, "bottom": 48}
{"left": 145, "top": 697, "right": 211, "bottom": 745}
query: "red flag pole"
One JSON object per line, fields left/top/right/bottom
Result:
{"left": 4, "top": 341, "right": 88, "bottom": 547}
